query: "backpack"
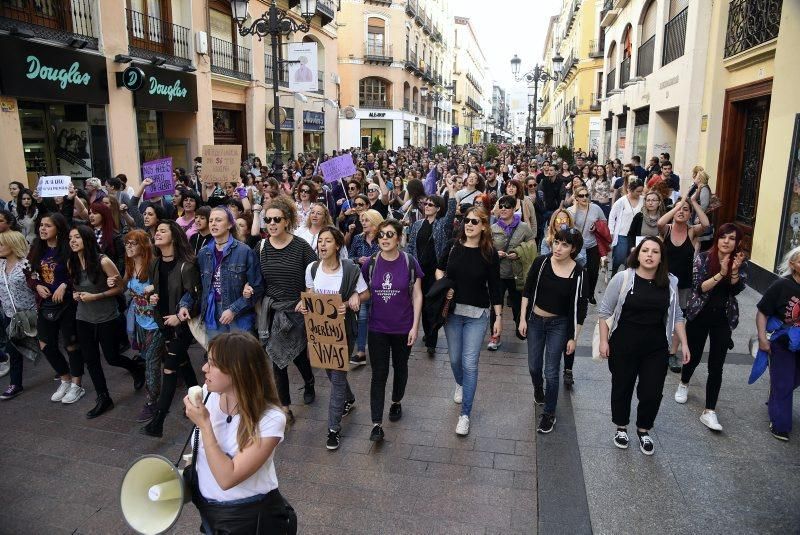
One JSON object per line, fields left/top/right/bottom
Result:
{"left": 512, "top": 240, "right": 539, "bottom": 291}
{"left": 367, "top": 251, "right": 418, "bottom": 296}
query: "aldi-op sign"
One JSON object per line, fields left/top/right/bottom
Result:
{"left": 0, "top": 35, "right": 108, "bottom": 105}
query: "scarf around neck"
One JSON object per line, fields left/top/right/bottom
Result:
{"left": 497, "top": 214, "right": 521, "bottom": 236}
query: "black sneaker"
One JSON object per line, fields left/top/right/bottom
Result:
{"left": 589, "top": 297, "right": 596, "bottom": 305}
{"left": 770, "top": 423, "right": 789, "bottom": 442}
{"left": 563, "top": 369, "right": 574, "bottom": 389}
{"left": 301, "top": 380, "right": 315, "bottom": 404}
{"left": 668, "top": 354, "right": 682, "bottom": 373}
{"left": 637, "top": 431, "right": 655, "bottom": 455}
{"left": 427, "top": 346, "right": 436, "bottom": 357}
{"left": 388, "top": 402, "right": 402, "bottom": 422}
{"left": 613, "top": 427, "right": 629, "bottom": 449}
{"left": 537, "top": 413, "right": 556, "bottom": 434}
{"left": 533, "top": 385, "right": 545, "bottom": 406}
{"left": 343, "top": 398, "right": 355, "bottom": 417}
{"left": 349, "top": 354, "right": 367, "bottom": 367}
{"left": 86, "top": 393, "right": 114, "bottom": 419}
{"left": 326, "top": 429, "right": 340, "bottom": 450}
{"left": 369, "top": 424, "right": 384, "bottom": 442}
{"left": 0, "top": 384, "right": 23, "bottom": 400}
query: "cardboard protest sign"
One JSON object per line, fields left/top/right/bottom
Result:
{"left": 300, "top": 291, "right": 349, "bottom": 371}
{"left": 36, "top": 175, "right": 71, "bottom": 198}
{"left": 319, "top": 153, "right": 356, "bottom": 184}
{"left": 141, "top": 157, "right": 174, "bottom": 199}
{"left": 202, "top": 145, "right": 241, "bottom": 184}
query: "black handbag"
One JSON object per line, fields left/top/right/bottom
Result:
{"left": 40, "top": 299, "right": 69, "bottom": 322}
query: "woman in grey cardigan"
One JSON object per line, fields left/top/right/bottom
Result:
{"left": 597, "top": 236, "right": 690, "bottom": 455}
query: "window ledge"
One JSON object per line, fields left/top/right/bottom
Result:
{"left": 723, "top": 38, "right": 777, "bottom": 72}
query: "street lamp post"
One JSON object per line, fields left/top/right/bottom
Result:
{"left": 510, "top": 53, "right": 561, "bottom": 149}
{"left": 230, "top": 0, "right": 317, "bottom": 176}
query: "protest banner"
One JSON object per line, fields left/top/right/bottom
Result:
{"left": 202, "top": 145, "right": 242, "bottom": 185}
{"left": 300, "top": 291, "right": 349, "bottom": 371}
{"left": 36, "top": 175, "right": 71, "bottom": 198}
{"left": 319, "top": 153, "right": 356, "bottom": 184}
{"left": 141, "top": 157, "right": 174, "bottom": 199}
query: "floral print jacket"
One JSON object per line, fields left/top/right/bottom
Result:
{"left": 685, "top": 251, "right": 748, "bottom": 330}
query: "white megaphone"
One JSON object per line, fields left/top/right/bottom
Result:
{"left": 120, "top": 454, "right": 190, "bottom": 535}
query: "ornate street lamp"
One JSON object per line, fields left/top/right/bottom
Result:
{"left": 510, "top": 53, "right": 562, "bottom": 148}
{"left": 230, "top": 0, "right": 317, "bottom": 174}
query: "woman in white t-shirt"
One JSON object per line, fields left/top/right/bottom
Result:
{"left": 300, "top": 226, "right": 369, "bottom": 451}
{"left": 183, "top": 332, "right": 295, "bottom": 534}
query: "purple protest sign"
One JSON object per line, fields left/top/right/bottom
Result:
{"left": 141, "top": 157, "right": 174, "bottom": 199}
{"left": 319, "top": 154, "right": 356, "bottom": 184}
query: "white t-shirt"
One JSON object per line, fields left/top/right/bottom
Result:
{"left": 305, "top": 262, "right": 367, "bottom": 295}
{"left": 197, "top": 390, "right": 286, "bottom": 501}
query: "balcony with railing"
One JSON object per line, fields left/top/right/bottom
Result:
{"left": 405, "top": 0, "right": 417, "bottom": 17}
{"left": 422, "top": 14, "right": 431, "bottom": 35}
{"left": 288, "top": 0, "right": 335, "bottom": 25}
{"left": 422, "top": 65, "right": 433, "bottom": 83}
{"left": 662, "top": 7, "right": 687, "bottom": 66}
{"left": 404, "top": 52, "right": 422, "bottom": 76}
{"left": 619, "top": 56, "right": 631, "bottom": 86}
{"left": 724, "top": 0, "right": 782, "bottom": 58}
{"left": 365, "top": 0, "right": 392, "bottom": 5}
{"left": 125, "top": 9, "right": 192, "bottom": 67}
{"left": 560, "top": 52, "right": 577, "bottom": 81}
{"left": 264, "top": 53, "right": 289, "bottom": 86}
{"left": 361, "top": 98, "right": 390, "bottom": 109}
{"left": 364, "top": 43, "right": 393, "bottom": 64}
{"left": 211, "top": 37, "right": 251, "bottom": 80}
{"left": 466, "top": 96, "right": 482, "bottom": 113}
{"left": 605, "top": 68, "right": 616, "bottom": 96}
{"left": 637, "top": 35, "right": 654, "bottom": 77}
{"left": 0, "top": 0, "right": 97, "bottom": 48}
{"left": 589, "top": 92, "right": 601, "bottom": 111}
{"left": 588, "top": 39, "right": 604, "bottom": 58}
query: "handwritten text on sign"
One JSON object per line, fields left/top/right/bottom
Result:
{"left": 141, "top": 157, "right": 174, "bottom": 199}
{"left": 202, "top": 145, "right": 241, "bottom": 185}
{"left": 319, "top": 154, "right": 357, "bottom": 184}
{"left": 37, "top": 175, "right": 71, "bottom": 198}
{"left": 300, "top": 291, "right": 349, "bottom": 371}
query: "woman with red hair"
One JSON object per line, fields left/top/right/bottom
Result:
{"left": 675, "top": 223, "right": 748, "bottom": 432}
{"left": 88, "top": 202, "right": 124, "bottom": 273}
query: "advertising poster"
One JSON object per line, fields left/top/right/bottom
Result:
{"left": 287, "top": 42, "right": 318, "bottom": 93}
{"left": 54, "top": 121, "right": 93, "bottom": 178}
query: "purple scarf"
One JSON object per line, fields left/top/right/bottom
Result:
{"left": 497, "top": 214, "right": 521, "bottom": 236}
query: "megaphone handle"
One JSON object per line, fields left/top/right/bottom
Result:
{"left": 174, "top": 391, "right": 212, "bottom": 467}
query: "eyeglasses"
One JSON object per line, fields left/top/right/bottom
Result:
{"left": 353, "top": 202, "right": 367, "bottom": 208}
{"left": 464, "top": 217, "right": 482, "bottom": 226}
{"left": 378, "top": 230, "right": 396, "bottom": 239}
{"left": 423, "top": 201, "right": 437, "bottom": 207}
{"left": 527, "top": 182, "right": 537, "bottom": 188}
{"left": 623, "top": 169, "right": 632, "bottom": 173}
{"left": 575, "top": 194, "right": 589, "bottom": 199}
{"left": 300, "top": 188, "right": 311, "bottom": 194}
{"left": 264, "top": 216, "right": 285, "bottom": 224}
{"left": 368, "top": 188, "right": 379, "bottom": 193}
{"left": 348, "top": 185, "right": 358, "bottom": 190}
{"left": 124, "top": 242, "right": 138, "bottom": 248}
{"left": 498, "top": 203, "right": 514, "bottom": 210}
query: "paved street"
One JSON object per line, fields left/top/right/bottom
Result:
{"left": 0, "top": 282, "right": 798, "bottom": 534}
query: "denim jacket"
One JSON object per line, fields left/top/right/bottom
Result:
{"left": 407, "top": 198, "right": 457, "bottom": 262}
{"left": 190, "top": 239, "right": 264, "bottom": 320}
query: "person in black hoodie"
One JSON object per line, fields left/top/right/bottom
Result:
{"left": 518, "top": 228, "right": 587, "bottom": 434}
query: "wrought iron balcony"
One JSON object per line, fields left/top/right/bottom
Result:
{"left": 210, "top": 37, "right": 251, "bottom": 80}
{"left": 365, "top": 43, "right": 393, "bottom": 64}
{"left": 466, "top": 96, "right": 482, "bottom": 113}
{"left": 414, "top": 8, "right": 423, "bottom": 26}
{"left": 405, "top": 0, "right": 417, "bottom": 17}
{"left": 724, "top": 0, "right": 782, "bottom": 58}
{"left": 619, "top": 56, "right": 631, "bottom": 86}
{"left": 0, "top": 0, "right": 97, "bottom": 48}
{"left": 422, "top": 65, "right": 433, "bottom": 83}
{"left": 365, "top": 0, "right": 392, "bottom": 5}
{"left": 404, "top": 51, "right": 418, "bottom": 72}
{"left": 264, "top": 53, "right": 289, "bottom": 86}
{"left": 588, "top": 39, "right": 604, "bottom": 58}
{"left": 560, "top": 52, "right": 577, "bottom": 80}
{"left": 605, "top": 68, "right": 616, "bottom": 96}
{"left": 360, "top": 99, "right": 390, "bottom": 109}
{"left": 316, "top": 0, "right": 335, "bottom": 25}
{"left": 422, "top": 15, "right": 431, "bottom": 35}
{"left": 662, "top": 7, "right": 687, "bottom": 66}
{"left": 125, "top": 9, "right": 191, "bottom": 68}
{"left": 637, "top": 35, "right": 654, "bottom": 77}
{"left": 589, "top": 92, "right": 601, "bottom": 111}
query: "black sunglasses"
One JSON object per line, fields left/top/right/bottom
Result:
{"left": 575, "top": 194, "right": 589, "bottom": 199}
{"left": 423, "top": 201, "right": 437, "bottom": 207}
{"left": 264, "top": 216, "right": 284, "bottom": 224}
{"left": 378, "top": 230, "right": 396, "bottom": 239}
{"left": 300, "top": 188, "right": 311, "bottom": 193}
{"left": 464, "top": 217, "right": 481, "bottom": 226}
{"left": 498, "top": 203, "right": 515, "bottom": 210}
{"left": 353, "top": 202, "right": 367, "bottom": 208}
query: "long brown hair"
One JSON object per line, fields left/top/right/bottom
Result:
{"left": 458, "top": 206, "right": 494, "bottom": 262}
{"left": 207, "top": 332, "right": 281, "bottom": 451}
{"left": 123, "top": 229, "right": 153, "bottom": 282}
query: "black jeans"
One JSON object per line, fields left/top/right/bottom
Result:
{"left": 609, "top": 323, "right": 669, "bottom": 429}
{"left": 682, "top": 305, "right": 731, "bottom": 410}
{"left": 489, "top": 278, "right": 522, "bottom": 330}
{"left": 273, "top": 350, "right": 314, "bottom": 407}
{"left": 368, "top": 331, "right": 411, "bottom": 424}
{"left": 421, "top": 271, "right": 440, "bottom": 350}
{"left": 7, "top": 342, "right": 23, "bottom": 387}
{"left": 156, "top": 324, "right": 199, "bottom": 413}
{"left": 584, "top": 245, "right": 601, "bottom": 300}
{"left": 75, "top": 319, "right": 139, "bottom": 396}
{"left": 39, "top": 304, "right": 79, "bottom": 377}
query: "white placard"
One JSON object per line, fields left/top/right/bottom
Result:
{"left": 287, "top": 42, "right": 318, "bottom": 92}
{"left": 37, "top": 175, "right": 71, "bottom": 198}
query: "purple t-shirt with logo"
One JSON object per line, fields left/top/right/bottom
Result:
{"left": 361, "top": 253, "right": 424, "bottom": 335}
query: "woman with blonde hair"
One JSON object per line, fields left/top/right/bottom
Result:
{"left": 296, "top": 203, "right": 346, "bottom": 259}
{"left": 183, "top": 332, "right": 296, "bottom": 534}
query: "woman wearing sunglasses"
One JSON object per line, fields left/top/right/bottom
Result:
{"left": 568, "top": 185, "right": 607, "bottom": 305}
{"left": 294, "top": 179, "right": 317, "bottom": 228}
{"left": 362, "top": 220, "right": 423, "bottom": 442}
{"left": 437, "top": 207, "right": 503, "bottom": 436}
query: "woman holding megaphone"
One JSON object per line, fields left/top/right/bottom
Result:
{"left": 183, "top": 332, "right": 296, "bottom": 534}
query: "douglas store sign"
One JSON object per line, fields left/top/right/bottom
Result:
{"left": 0, "top": 35, "right": 108, "bottom": 105}
{"left": 119, "top": 64, "right": 198, "bottom": 113}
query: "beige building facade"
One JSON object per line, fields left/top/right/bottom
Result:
{"left": 0, "top": 0, "right": 339, "bottom": 194}
{"left": 336, "top": 0, "right": 453, "bottom": 150}
{"left": 452, "top": 16, "right": 488, "bottom": 146}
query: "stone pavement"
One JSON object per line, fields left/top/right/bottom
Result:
{"left": 0, "top": 278, "right": 798, "bottom": 534}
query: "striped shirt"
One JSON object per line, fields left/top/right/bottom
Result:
{"left": 258, "top": 236, "right": 317, "bottom": 302}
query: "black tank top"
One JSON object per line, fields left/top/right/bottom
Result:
{"left": 665, "top": 227, "right": 694, "bottom": 289}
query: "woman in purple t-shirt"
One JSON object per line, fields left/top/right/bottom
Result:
{"left": 361, "top": 219, "right": 423, "bottom": 442}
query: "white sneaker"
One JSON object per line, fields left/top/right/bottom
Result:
{"left": 455, "top": 415, "right": 470, "bottom": 436}
{"left": 674, "top": 383, "right": 688, "bottom": 404}
{"left": 51, "top": 380, "right": 72, "bottom": 402}
{"left": 700, "top": 410, "right": 723, "bottom": 431}
{"left": 0, "top": 359, "right": 9, "bottom": 378}
{"left": 453, "top": 385, "right": 463, "bottom": 404}
{"left": 487, "top": 337, "right": 501, "bottom": 351}
{"left": 61, "top": 384, "right": 85, "bottom": 404}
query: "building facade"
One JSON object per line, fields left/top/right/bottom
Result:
{"left": 336, "top": 0, "right": 453, "bottom": 151}
{"left": 452, "top": 16, "right": 488, "bottom": 145}
{"left": 0, "top": 0, "right": 339, "bottom": 193}
{"left": 598, "top": 0, "right": 705, "bottom": 181}
{"left": 696, "top": 0, "right": 796, "bottom": 289}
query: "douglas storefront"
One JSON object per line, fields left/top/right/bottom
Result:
{"left": 0, "top": 35, "right": 109, "bottom": 187}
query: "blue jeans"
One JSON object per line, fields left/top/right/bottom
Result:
{"left": 612, "top": 235, "right": 630, "bottom": 274}
{"left": 206, "top": 311, "right": 255, "bottom": 341}
{"left": 356, "top": 300, "right": 371, "bottom": 353}
{"left": 527, "top": 313, "right": 569, "bottom": 414}
{"left": 445, "top": 311, "right": 489, "bottom": 417}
